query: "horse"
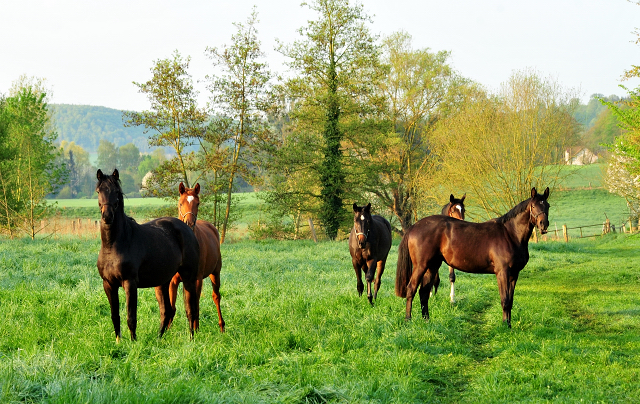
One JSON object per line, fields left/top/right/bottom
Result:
{"left": 169, "top": 182, "right": 225, "bottom": 332}
{"left": 348, "top": 203, "right": 393, "bottom": 305}
{"left": 395, "top": 187, "right": 550, "bottom": 328}
{"left": 96, "top": 169, "right": 200, "bottom": 341}
{"left": 432, "top": 194, "right": 466, "bottom": 302}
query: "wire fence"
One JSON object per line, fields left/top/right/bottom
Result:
{"left": 536, "top": 217, "right": 640, "bottom": 242}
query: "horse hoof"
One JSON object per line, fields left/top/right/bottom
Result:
{"left": 115, "top": 335, "right": 121, "bottom": 344}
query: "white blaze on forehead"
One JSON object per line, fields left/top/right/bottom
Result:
{"left": 455, "top": 205, "right": 462, "bottom": 212}
{"left": 360, "top": 215, "right": 365, "bottom": 221}
{"left": 187, "top": 196, "right": 194, "bottom": 203}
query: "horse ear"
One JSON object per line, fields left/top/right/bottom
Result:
{"left": 97, "top": 169, "right": 104, "bottom": 181}
{"left": 194, "top": 183, "right": 200, "bottom": 195}
{"left": 112, "top": 169, "right": 119, "bottom": 181}
{"left": 179, "top": 182, "right": 185, "bottom": 195}
{"left": 365, "top": 203, "right": 371, "bottom": 213}
{"left": 353, "top": 203, "right": 359, "bottom": 212}
{"left": 531, "top": 187, "right": 537, "bottom": 198}
{"left": 450, "top": 194, "right": 455, "bottom": 203}
{"left": 461, "top": 193, "right": 466, "bottom": 203}
{"left": 543, "top": 187, "right": 550, "bottom": 200}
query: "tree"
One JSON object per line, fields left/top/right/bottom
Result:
{"left": 349, "top": 32, "right": 470, "bottom": 233}
{"left": 59, "top": 140, "right": 94, "bottom": 198}
{"left": 118, "top": 143, "right": 141, "bottom": 172}
{"left": 96, "top": 139, "right": 118, "bottom": 172}
{"left": 276, "top": 0, "right": 384, "bottom": 239}
{"left": 433, "top": 70, "right": 580, "bottom": 219}
{"left": 0, "top": 84, "right": 67, "bottom": 238}
{"left": 124, "top": 51, "right": 207, "bottom": 199}
{"left": 204, "top": 9, "right": 273, "bottom": 242}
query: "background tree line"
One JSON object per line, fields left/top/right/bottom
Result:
{"left": 3, "top": 0, "right": 637, "bottom": 242}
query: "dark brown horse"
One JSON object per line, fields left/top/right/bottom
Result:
{"left": 432, "top": 194, "right": 466, "bottom": 302}
{"left": 349, "top": 203, "right": 392, "bottom": 305}
{"left": 395, "top": 187, "right": 550, "bottom": 327}
{"left": 169, "top": 182, "right": 225, "bottom": 332}
{"left": 96, "top": 169, "right": 200, "bottom": 341}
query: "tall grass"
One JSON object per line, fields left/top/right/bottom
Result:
{"left": 1, "top": 234, "right": 639, "bottom": 402}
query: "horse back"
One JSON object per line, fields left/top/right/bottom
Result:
{"left": 135, "top": 217, "right": 200, "bottom": 287}
{"left": 413, "top": 215, "right": 523, "bottom": 274}
{"left": 371, "top": 215, "right": 392, "bottom": 258}
{"left": 193, "top": 219, "right": 222, "bottom": 278}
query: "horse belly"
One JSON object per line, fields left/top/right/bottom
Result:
{"left": 196, "top": 230, "right": 219, "bottom": 278}
{"left": 136, "top": 249, "right": 183, "bottom": 288}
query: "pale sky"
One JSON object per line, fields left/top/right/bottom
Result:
{"left": 1, "top": 0, "right": 639, "bottom": 111}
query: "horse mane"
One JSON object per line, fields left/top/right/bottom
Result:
{"left": 440, "top": 202, "right": 451, "bottom": 215}
{"left": 493, "top": 198, "right": 531, "bottom": 224}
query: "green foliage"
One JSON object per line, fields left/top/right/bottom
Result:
{"left": 0, "top": 85, "right": 67, "bottom": 238}
{"left": 275, "top": 0, "right": 385, "bottom": 240}
{"left": 124, "top": 50, "right": 206, "bottom": 200}
{"left": 1, "top": 234, "right": 640, "bottom": 402}
{"left": 602, "top": 86, "right": 640, "bottom": 175}
{"left": 53, "top": 104, "right": 149, "bottom": 152}
{"left": 581, "top": 107, "right": 623, "bottom": 153}
{"left": 203, "top": 9, "right": 273, "bottom": 242}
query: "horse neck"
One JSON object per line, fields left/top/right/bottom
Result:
{"left": 503, "top": 209, "right": 534, "bottom": 246}
{"left": 441, "top": 203, "right": 451, "bottom": 216}
{"left": 100, "top": 209, "right": 130, "bottom": 248}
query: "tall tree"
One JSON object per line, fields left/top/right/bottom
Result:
{"left": 433, "top": 70, "right": 579, "bottom": 219}
{"left": 277, "top": 0, "right": 384, "bottom": 239}
{"left": 349, "top": 32, "right": 470, "bottom": 233}
{"left": 124, "top": 51, "right": 206, "bottom": 198}
{"left": 204, "top": 9, "right": 273, "bottom": 242}
{"left": 96, "top": 139, "right": 118, "bottom": 171}
{"left": 0, "top": 85, "right": 66, "bottom": 238}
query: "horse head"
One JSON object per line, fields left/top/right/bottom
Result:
{"left": 178, "top": 182, "right": 200, "bottom": 229}
{"left": 352, "top": 202, "right": 372, "bottom": 249}
{"left": 529, "top": 187, "right": 550, "bottom": 234}
{"left": 96, "top": 169, "right": 122, "bottom": 225}
{"left": 448, "top": 193, "right": 466, "bottom": 220}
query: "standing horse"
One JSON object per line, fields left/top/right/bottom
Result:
{"left": 96, "top": 169, "right": 200, "bottom": 341}
{"left": 349, "top": 203, "right": 392, "bottom": 305}
{"left": 432, "top": 194, "right": 466, "bottom": 302}
{"left": 395, "top": 187, "right": 549, "bottom": 327}
{"left": 169, "top": 182, "right": 225, "bottom": 332}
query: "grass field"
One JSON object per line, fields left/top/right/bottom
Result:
{"left": 1, "top": 235, "right": 639, "bottom": 402}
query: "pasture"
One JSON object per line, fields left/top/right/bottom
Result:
{"left": 1, "top": 233, "right": 639, "bottom": 403}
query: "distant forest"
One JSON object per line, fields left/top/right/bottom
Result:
{"left": 53, "top": 96, "right": 622, "bottom": 155}
{"left": 52, "top": 104, "right": 151, "bottom": 153}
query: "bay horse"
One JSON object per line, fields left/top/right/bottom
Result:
{"left": 432, "top": 194, "right": 466, "bottom": 302}
{"left": 96, "top": 169, "right": 200, "bottom": 341}
{"left": 170, "top": 182, "right": 225, "bottom": 332}
{"left": 349, "top": 203, "right": 392, "bottom": 305}
{"left": 395, "top": 187, "right": 550, "bottom": 328}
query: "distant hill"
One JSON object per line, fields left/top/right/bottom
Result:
{"left": 52, "top": 104, "right": 152, "bottom": 153}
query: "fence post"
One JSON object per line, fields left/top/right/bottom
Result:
{"left": 532, "top": 227, "right": 538, "bottom": 243}
{"left": 562, "top": 224, "right": 568, "bottom": 242}
{"left": 605, "top": 218, "right": 610, "bottom": 234}
{"left": 308, "top": 218, "right": 318, "bottom": 243}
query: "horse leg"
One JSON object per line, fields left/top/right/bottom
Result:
{"left": 430, "top": 271, "right": 440, "bottom": 298}
{"left": 103, "top": 280, "right": 121, "bottom": 343}
{"left": 352, "top": 259, "right": 364, "bottom": 296}
{"left": 154, "top": 282, "right": 174, "bottom": 337}
{"left": 506, "top": 271, "right": 520, "bottom": 328}
{"left": 449, "top": 265, "right": 456, "bottom": 303}
{"left": 496, "top": 268, "right": 513, "bottom": 328}
{"left": 404, "top": 264, "right": 428, "bottom": 321}
{"left": 366, "top": 260, "right": 376, "bottom": 306}
{"left": 373, "top": 259, "right": 386, "bottom": 301}
{"left": 418, "top": 269, "right": 436, "bottom": 320}
{"left": 182, "top": 279, "right": 200, "bottom": 338}
{"left": 167, "top": 273, "right": 181, "bottom": 328}
{"left": 209, "top": 272, "right": 225, "bottom": 333}
{"left": 122, "top": 279, "right": 138, "bottom": 341}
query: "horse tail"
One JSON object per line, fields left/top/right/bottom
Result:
{"left": 395, "top": 233, "right": 412, "bottom": 298}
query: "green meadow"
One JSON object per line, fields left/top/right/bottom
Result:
{"left": 0, "top": 164, "right": 637, "bottom": 402}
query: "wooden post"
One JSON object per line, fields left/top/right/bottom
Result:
{"left": 532, "top": 227, "right": 538, "bottom": 243}
{"left": 580, "top": 227, "right": 583, "bottom": 238}
{"left": 605, "top": 218, "right": 610, "bottom": 234}
{"left": 562, "top": 224, "right": 568, "bottom": 242}
{"left": 72, "top": 220, "right": 76, "bottom": 232}
{"left": 308, "top": 218, "right": 318, "bottom": 243}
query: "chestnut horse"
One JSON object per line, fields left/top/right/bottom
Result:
{"left": 96, "top": 169, "right": 200, "bottom": 341}
{"left": 169, "top": 182, "right": 225, "bottom": 332}
{"left": 395, "top": 187, "right": 550, "bottom": 328}
{"left": 432, "top": 194, "right": 466, "bottom": 302}
{"left": 349, "top": 203, "right": 392, "bottom": 305}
